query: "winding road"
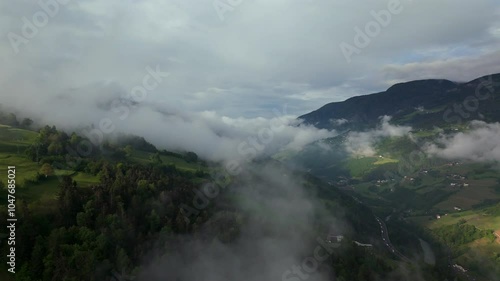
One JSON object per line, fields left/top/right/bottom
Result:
{"left": 374, "top": 216, "right": 412, "bottom": 263}
{"left": 347, "top": 194, "right": 476, "bottom": 280}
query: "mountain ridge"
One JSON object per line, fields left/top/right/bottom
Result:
{"left": 299, "top": 73, "right": 500, "bottom": 130}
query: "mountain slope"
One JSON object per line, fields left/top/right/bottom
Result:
{"left": 299, "top": 74, "right": 500, "bottom": 130}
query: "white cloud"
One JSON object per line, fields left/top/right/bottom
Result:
{"left": 425, "top": 121, "right": 500, "bottom": 163}
{"left": 18, "top": 86, "right": 335, "bottom": 162}
{"left": 330, "top": 119, "right": 349, "bottom": 126}
{"left": 345, "top": 116, "right": 412, "bottom": 156}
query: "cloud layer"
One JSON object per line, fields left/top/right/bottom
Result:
{"left": 8, "top": 82, "right": 334, "bottom": 162}
{"left": 425, "top": 121, "right": 500, "bottom": 163}
{"left": 0, "top": 0, "right": 499, "bottom": 119}
{"left": 345, "top": 116, "right": 412, "bottom": 156}
{"left": 139, "top": 163, "right": 343, "bottom": 281}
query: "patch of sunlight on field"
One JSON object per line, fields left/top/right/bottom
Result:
{"left": 374, "top": 157, "right": 399, "bottom": 165}
{"left": 424, "top": 211, "right": 500, "bottom": 231}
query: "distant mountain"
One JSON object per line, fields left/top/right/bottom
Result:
{"left": 299, "top": 73, "right": 500, "bottom": 130}
{"left": 287, "top": 74, "right": 500, "bottom": 280}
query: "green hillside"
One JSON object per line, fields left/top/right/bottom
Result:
{"left": 299, "top": 74, "right": 500, "bottom": 130}
{"left": 0, "top": 117, "right": 445, "bottom": 281}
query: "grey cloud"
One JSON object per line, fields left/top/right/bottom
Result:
{"left": 138, "top": 163, "right": 342, "bottom": 281}
{"left": 345, "top": 116, "right": 412, "bottom": 157}
{"left": 425, "top": 121, "right": 500, "bottom": 163}
{"left": 1, "top": 0, "right": 499, "bottom": 118}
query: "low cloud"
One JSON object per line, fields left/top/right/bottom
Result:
{"left": 10, "top": 83, "right": 335, "bottom": 163}
{"left": 330, "top": 118, "right": 349, "bottom": 126}
{"left": 425, "top": 121, "right": 500, "bottom": 163}
{"left": 139, "top": 163, "right": 344, "bottom": 281}
{"left": 136, "top": 108, "right": 336, "bottom": 162}
{"left": 345, "top": 116, "right": 412, "bottom": 157}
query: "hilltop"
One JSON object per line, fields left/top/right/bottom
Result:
{"left": 299, "top": 74, "right": 500, "bottom": 130}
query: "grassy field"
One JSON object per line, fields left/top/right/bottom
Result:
{"left": 0, "top": 125, "right": 37, "bottom": 152}
{"left": 0, "top": 125, "right": 52, "bottom": 281}
{"left": 373, "top": 157, "right": 399, "bottom": 165}
{"left": 410, "top": 205, "right": 500, "bottom": 280}
{"left": 0, "top": 123, "right": 206, "bottom": 211}
{"left": 0, "top": 154, "right": 41, "bottom": 186}
{"left": 420, "top": 209, "right": 500, "bottom": 231}
{"left": 395, "top": 106, "right": 447, "bottom": 125}
{"left": 0, "top": 171, "right": 99, "bottom": 207}
{"left": 130, "top": 150, "right": 207, "bottom": 172}
{"left": 0, "top": 125, "right": 39, "bottom": 184}
{"left": 0, "top": 125, "right": 37, "bottom": 141}
{"left": 72, "top": 171, "right": 100, "bottom": 186}
{"left": 344, "top": 157, "right": 378, "bottom": 178}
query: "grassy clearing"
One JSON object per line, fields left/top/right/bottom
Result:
{"left": 0, "top": 125, "right": 37, "bottom": 151}
{"left": 411, "top": 130, "right": 439, "bottom": 138}
{"left": 0, "top": 125, "right": 98, "bottom": 206}
{"left": 416, "top": 208, "right": 500, "bottom": 231}
{"left": 0, "top": 171, "right": 98, "bottom": 207}
{"left": 130, "top": 150, "right": 207, "bottom": 172}
{"left": 345, "top": 157, "right": 377, "bottom": 178}
{"left": 396, "top": 106, "right": 447, "bottom": 124}
{"left": 0, "top": 125, "right": 37, "bottom": 139}
{"left": 373, "top": 157, "right": 399, "bottom": 165}
{"left": 0, "top": 153, "right": 41, "bottom": 186}
{"left": 0, "top": 125, "right": 40, "bottom": 186}
{"left": 72, "top": 172, "right": 100, "bottom": 186}
{"left": 160, "top": 154, "right": 205, "bottom": 172}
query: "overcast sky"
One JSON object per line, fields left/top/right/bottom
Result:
{"left": 1, "top": 0, "right": 500, "bottom": 119}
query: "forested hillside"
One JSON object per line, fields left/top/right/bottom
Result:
{"left": 0, "top": 112, "right": 451, "bottom": 281}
